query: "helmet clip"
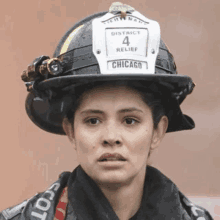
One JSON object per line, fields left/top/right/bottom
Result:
{"left": 109, "top": 2, "right": 135, "bottom": 18}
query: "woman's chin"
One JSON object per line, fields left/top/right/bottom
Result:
{"left": 92, "top": 170, "right": 134, "bottom": 187}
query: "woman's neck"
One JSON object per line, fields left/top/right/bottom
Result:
{"left": 97, "top": 168, "right": 146, "bottom": 220}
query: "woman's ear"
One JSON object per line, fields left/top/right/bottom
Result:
{"left": 62, "top": 117, "right": 75, "bottom": 144}
{"left": 151, "top": 115, "right": 168, "bottom": 150}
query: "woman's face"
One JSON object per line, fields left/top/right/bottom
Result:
{"left": 65, "top": 85, "right": 167, "bottom": 186}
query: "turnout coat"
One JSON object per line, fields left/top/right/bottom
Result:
{"left": 0, "top": 166, "right": 214, "bottom": 220}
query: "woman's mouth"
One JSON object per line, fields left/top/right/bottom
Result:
{"left": 98, "top": 153, "right": 126, "bottom": 162}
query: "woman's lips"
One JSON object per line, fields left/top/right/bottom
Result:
{"left": 98, "top": 153, "right": 126, "bottom": 162}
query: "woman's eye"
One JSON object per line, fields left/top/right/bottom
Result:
{"left": 124, "top": 118, "right": 138, "bottom": 125}
{"left": 86, "top": 118, "right": 100, "bottom": 125}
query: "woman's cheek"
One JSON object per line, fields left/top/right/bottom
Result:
{"left": 76, "top": 130, "right": 98, "bottom": 154}
{"left": 128, "top": 134, "right": 152, "bottom": 157}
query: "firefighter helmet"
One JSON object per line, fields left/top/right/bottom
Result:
{"left": 22, "top": 3, "right": 195, "bottom": 135}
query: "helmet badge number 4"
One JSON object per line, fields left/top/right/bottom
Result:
{"left": 92, "top": 2, "right": 161, "bottom": 75}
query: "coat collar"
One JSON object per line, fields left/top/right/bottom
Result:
{"left": 67, "top": 165, "right": 185, "bottom": 220}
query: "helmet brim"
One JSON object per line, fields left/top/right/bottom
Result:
{"left": 25, "top": 73, "right": 195, "bottom": 135}
{"left": 37, "top": 73, "right": 192, "bottom": 93}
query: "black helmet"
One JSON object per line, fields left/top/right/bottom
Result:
{"left": 22, "top": 2, "right": 195, "bottom": 135}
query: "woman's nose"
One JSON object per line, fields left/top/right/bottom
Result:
{"left": 103, "top": 139, "right": 122, "bottom": 147}
{"left": 101, "top": 122, "right": 122, "bottom": 147}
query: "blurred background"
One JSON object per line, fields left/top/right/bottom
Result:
{"left": 0, "top": 0, "right": 219, "bottom": 218}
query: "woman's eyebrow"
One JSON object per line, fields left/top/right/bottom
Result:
{"left": 80, "top": 109, "right": 105, "bottom": 115}
{"left": 80, "top": 108, "right": 143, "bottom": 115}
{"left": 118, "top": 108, "right": 143, "bottom": 113}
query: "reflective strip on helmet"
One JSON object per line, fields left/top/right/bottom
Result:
{"left": 60, "top": 25, "right": 84, "bottom": 55}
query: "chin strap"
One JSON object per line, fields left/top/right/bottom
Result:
{"left": 54, "top": 187, "right": 68, "bottom": 220}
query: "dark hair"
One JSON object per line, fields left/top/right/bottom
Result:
{"left": 65, "top": 80, "right": 167, "bottom": 130}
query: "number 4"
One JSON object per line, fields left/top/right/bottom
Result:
{"left": 123, "top": 36, "right": 130, "bottom": 46}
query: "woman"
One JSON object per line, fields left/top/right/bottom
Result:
{"left": 0, "top": 2, "right": 213, "bottom": 220}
